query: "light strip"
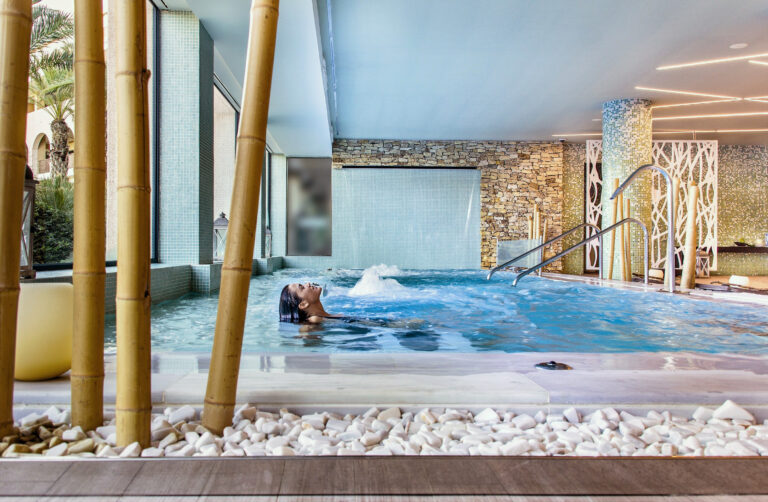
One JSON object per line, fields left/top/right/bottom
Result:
{"left": 656, "top": 52, "right": 768, "bottom": 70}
{"left": 655, "top": 129, "right": 768, "bottom": 134}
{"left": 745, "top": 96, "right": 768, "bottom": 104}
{"left": 551, "top": 133, "right": 602, "bottom": 137}
{"left": 653, "top": 111, "right": 768, "bottom": 121}
{"left": 651, "top": 99, "right": 739, "bottom": 109}
{"left": 749, "top": 60, "right": 768, "bottom": 67}
{"left": 635, "top": 86, "right": 740, "bottom": 100}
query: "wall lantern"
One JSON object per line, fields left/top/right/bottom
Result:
{"left": 213, "top": 212, "right": 229, "bottom": 262}
{"left": 20, "top": 166, "right": 37, "bottom": 279}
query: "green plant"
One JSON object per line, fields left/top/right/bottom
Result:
{"left": 32, "top": 177, "right": 74, "bottom": 264}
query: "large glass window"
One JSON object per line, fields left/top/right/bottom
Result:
{"left": 28, "top": 0, "right": 158, "bottom": 267}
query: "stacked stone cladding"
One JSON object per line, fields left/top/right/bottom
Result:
{"left": 332, "top": 139, "right": 564, "bottom": 270}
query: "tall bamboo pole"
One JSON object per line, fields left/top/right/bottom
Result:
{"left": 618, "top": 193, "right": 626, "bottom": 282}
{"left": 526, "top": 215, "right": 532, "bottom": 239}
{"left": 681, "top": 183, "right": 699, "bottom": 290}
{"left": 606, "top": 178, "right": 619, "bottom": 280}
{"left": 624, "top": 199, "right": 631, "bottom": 281}
{"left": 72, "top": 0, "right": 106, "bottom": 432}
{"left": 115, "top": 0, "right": 151, "bottom": 446}
{"left": 203, "top": 0, "right": 279, "bottom": 434}
{"left": 0, "top": 0, "right": 32, "bottom": 438}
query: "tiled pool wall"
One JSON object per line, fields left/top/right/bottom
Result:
{"left": 332, "top": 139, "right": 564, "bottom": 270}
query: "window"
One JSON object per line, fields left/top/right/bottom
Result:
{"left": 286, "top": 158, "right": 332, "bottom": 256}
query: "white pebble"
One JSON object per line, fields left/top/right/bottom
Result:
{"left": 168, "top": 405, "right": 196, "bottom": 424}
{"left": 119, "top": 442, "right": 142, "bottom": 458}
{"left": 713, "top": 400, "right": 755, "bottom": 423}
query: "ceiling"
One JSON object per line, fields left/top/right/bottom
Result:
{"left": 159, "top": 0, "right": 332, "bottom": 156}
{"left": 158, "top": 0, "right": 768, "bottom": 151}
{"left": 320, "top": 0, "right": 768, "bottom": 145}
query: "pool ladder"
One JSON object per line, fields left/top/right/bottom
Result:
{"left": 487, "top": 219, "right": 650, "bottom": 287}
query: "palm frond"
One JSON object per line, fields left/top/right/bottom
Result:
{"left": 30, "top": 43, "right": 73, "bottom": 75}
{"left": 30, "top": 5, "right": 74, "bottom": 55}
{"left": 28, "top": 66, "right": 74, "bottom": 121}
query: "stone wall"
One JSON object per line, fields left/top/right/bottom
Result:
{"left": 332, "top": 139, "right": 564, "bottom": 269}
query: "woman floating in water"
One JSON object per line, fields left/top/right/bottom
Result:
{"left": 279, "top": 282, "right": 339, "bottom": 323}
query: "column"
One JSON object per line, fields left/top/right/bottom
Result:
{"left": 601, "top": 98, "right": 652, "bottom": 280}
{"left": 157, "top": 11, "right": 214, "bottom": 264}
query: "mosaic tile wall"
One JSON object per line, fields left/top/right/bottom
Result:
{"left": 332, "top": 140, "right": 564, "bottom": 270}
{"left": 600, "top": 99, "right": 652, "bottom": 278}
{"left": 562, "top": 143, "right": 586, "bottom": 275}
{"left": 157, "top": 11, "right": 214, "bottom": 264}
{"left": 717, "top": 145, "right": 768, "bottom": 275}
{"left": 332, "top": 168, "right": 481, "bottom": 269}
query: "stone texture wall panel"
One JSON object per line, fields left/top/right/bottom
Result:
{"left": 333, "top": 139, "right": 564, "bottom": 270}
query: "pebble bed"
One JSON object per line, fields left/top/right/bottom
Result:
{"left": 3, "top": 400, "right": 767, "bottom": 458}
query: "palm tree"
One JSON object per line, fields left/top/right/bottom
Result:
{"left": 28, "top": 1, "right": 75, "bottom": 179}
{"left": 29, "top": 66, "right": 73, "bottom": 178}
{"left": 30, "top": 1, "right": 74, "bottom": 74}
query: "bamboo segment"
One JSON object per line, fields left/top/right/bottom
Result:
{"left": 116, "top": 0, "right": 152, "bottom": 447}
{"left": 624, "top": 199, "right": 632, "bottom": 281}
{"left": 618, "top": 193, "right": 626, "bottom": 282}
{"left": 672, "top": 177, "right": 680, "bottom": 236}
{"left": 203, "top": 0, "right": 279, "bottom": 434}
{"left": 72, "top": 0, "right": 107, "bottom": 432}
{"left": 606, "top": 178, "right": 619, "bottom": 280}
{"left": 526, "top": 215, "right": 533, "bottom": 239}
{"left": 681, "top": 183, "right": 699, "bottom": 290}
{"left": 0, "top": 0, "right": 32, "bottom": 438}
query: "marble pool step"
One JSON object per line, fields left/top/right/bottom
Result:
{"left": 12, "top": 352, "right": 768, "bottom": 415}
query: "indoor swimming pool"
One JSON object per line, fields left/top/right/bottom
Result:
{"left": 104, "top": 266, "right": 768, "bottom": 354}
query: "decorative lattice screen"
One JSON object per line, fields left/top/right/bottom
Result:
{"left": 584, "top": 140, "right": 602, "bottom": 271}
{"left": 584, "top": 140, "right": 718, "bottom": 272}
{"left": 651, "top": 141, "right": 718, "bottom": 270}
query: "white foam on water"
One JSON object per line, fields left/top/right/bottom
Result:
{"left": 348, "top": 264, "right": 407, "bottom": 298}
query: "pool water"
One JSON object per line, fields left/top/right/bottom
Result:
{"left": 104, "top": 267, "right": 768, "bottom": 354}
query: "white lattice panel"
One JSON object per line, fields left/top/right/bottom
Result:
{"left": 583, "top": 140, "right": 718, "bottom": 272}
{"left": 651, "top": 141, "right": 718, "bottom": 270}
{"left": 584, "top": 140, "right": 602, "bottom": 271}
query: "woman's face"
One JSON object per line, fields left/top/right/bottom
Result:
{"left": 288, "top": 282, "right": 322, "bottom": 308}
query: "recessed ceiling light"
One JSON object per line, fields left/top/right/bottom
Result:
{"left": 729, "top": 43, "right": 748, "bottom": 50}
{"left": 635, "top": 86, "right": 740, "bottom": 100}
{"left": 652, "top": 111, "right": 768, "bottom": 121}
{"left": 655, "top": 128, "right": 768, "bottom": 133}
{"left": 657, "top": 52, "right": 768, "bottom": 70}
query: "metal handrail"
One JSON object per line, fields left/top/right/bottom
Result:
{"left": 487, "top": 223, "right": 602, "bottom": 280}
{"left": 610, "top": 164, "right": 675, "bottom": 293}
{"left": 511, "top": 218, "right": 649, "bottom": 287}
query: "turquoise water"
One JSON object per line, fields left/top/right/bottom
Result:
{"left": 104, "top": 268, "right": 768, "bottom": 354}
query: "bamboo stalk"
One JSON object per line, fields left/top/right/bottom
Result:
{"left": 681, "top": 183, "right": 699, "bottom": 290}
{"left": 542, "top": 219, "right": 548, "bottom": 242}
{"left": 527, "top": 215, "right": 532, "bottom": 240}
{"left": 0, "top": 0, "right": 32, "bottom": 438}
{"left": 203, "top": 0, "right": 279, "bottom": 434}
{"left": 115, "top": 0, "right": 152, "bottom": 447}
{"left": 72, "top": 0, "right": 106, "bottom": 432}
{"left": 624, "top": 199, "right": 632, "bottom": 281}
{"left": 606, "top": 178, "right": 619, "bottom": 280}
{"left": 618, "top": 193, "right": 626, "bottom": 282}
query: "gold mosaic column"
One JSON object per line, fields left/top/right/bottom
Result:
{"left": 601, "top": 99, "right": 652, "bottom": 280}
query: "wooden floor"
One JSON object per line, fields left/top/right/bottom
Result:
{"left": 0, "top": 457, "right": 767, "bottom": 499}
{"left": 3, "top": 496, "right": 768, "bottom": 501}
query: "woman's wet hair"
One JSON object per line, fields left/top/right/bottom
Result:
{"left": 279, "top": 284, "right": 307, "bottom": 323}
